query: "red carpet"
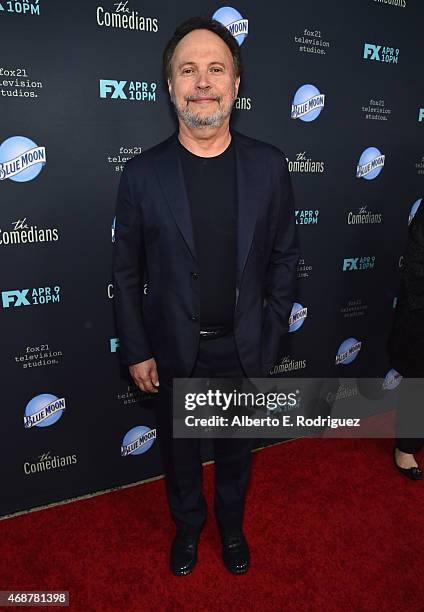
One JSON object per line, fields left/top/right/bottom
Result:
{"left": 1, "top": 438, "right": 423, "bottom": 611}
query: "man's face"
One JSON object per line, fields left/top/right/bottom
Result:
{"left": 168, "top": 28, "right": 240, "bottom": 130}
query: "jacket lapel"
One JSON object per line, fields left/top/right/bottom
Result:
{"left": 232, "top": 129, "right": 262, "bottom": 303}
{"left": 153, "top": 132, "right": 197, "bottom": 262}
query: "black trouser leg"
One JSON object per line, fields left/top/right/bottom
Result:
{"left": 395, "top": 378, "right": 424, "bottom": 455}
{"left": 155, "top": 382, "right": 207, "bottom": 533}
{"left": 396, "top": 437, "right": 424, "bottom": 454}
{"left": 201, "top": 333, "right": 255, "bottom": 533}
{"left": 213, "top": 437, "right": 254, "bottom": 532}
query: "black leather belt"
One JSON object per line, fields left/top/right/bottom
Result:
{"left": 199, "top": 325, "right": 232, "bottom": 340}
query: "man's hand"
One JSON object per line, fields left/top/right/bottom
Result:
{"left": 129, "top": 358, "right": 160, "bottom": 394}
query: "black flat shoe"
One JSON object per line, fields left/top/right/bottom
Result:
{"left": 393, "top": 447, "right": 422, "bottom": 481}
{"left": 221, "top": 530, "right": 250, "bottom": 574}
{"left": 170, "top": 530, "right": 201, "bottom": 576}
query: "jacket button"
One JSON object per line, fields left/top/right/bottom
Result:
{"left": 190, "top": 314, "right": 199, "bottom": 321}
{"left": 191, "top": 272, "right": 199, "bottom": 279}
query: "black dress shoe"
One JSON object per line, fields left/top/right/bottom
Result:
{"left": 170, "top": 530, "right": 200, "bottom": 576}
{"left": 393, "top": 447, "right": 422, "bottom": 481}
{"left": 221, "top": 530, "right": 250, "bottom": 574}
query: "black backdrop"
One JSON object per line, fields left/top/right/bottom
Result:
{"left": 1, "top": 0, "right": 423, "bottom": 517}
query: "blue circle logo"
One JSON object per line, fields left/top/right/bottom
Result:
{"left": 335, "top": 338, "right": 361, "bottom": 365}
{"left": 212, "top": 7, "right": 248, "bottom": 45}
{"left": 24, "top": 393, "right": 66, "bottom": 428}
{"left": 289, "top": 302, "right": 308, "bottom": 332}
{"left": 382, "top": 369, "right": 402, "bottom": 391}
{"left": 356, "top": 147, "right": 385, "bottom": 180}
{"left": 121, "top": 426, "right": 157, "bottom": 456}
{"left": 291, "top": 84, "right": 325, "bottom": 122}
{"left": 0, "top": 136, "right": 46, "bottom": 182}
{"left": 408, "top": 198, "right": 422, "bottom": 225}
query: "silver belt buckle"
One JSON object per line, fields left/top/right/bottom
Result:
{"left": 200, "top": 329, "right": 218, "bottom": 338}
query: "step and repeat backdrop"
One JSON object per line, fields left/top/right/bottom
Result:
{"left": 1, "top": 0, "right": 423, "bottom": 517}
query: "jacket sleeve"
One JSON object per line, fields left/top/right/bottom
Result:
{"left": 404, "top": 205, "right": 424, "bottom": 311}
{"left": 262, "top": 156, "right": 300, "bottom": 366}
{"left": 112, "top": 162, "right": 153, "bottom": 366}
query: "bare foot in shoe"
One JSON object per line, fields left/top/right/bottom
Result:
{"left": 395, "top": 448, "right": 418, "bottom": 469}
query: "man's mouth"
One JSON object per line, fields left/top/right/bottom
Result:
{"left": 187, "top": 97, "right": 218, "bottom": 104}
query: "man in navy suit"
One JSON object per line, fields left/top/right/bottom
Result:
{"left": 113, "top": 16, "right": 299, "bottom": 575}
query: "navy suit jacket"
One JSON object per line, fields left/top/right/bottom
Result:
{"left": 112, "top": 129, "right": 300, "bottom": 380}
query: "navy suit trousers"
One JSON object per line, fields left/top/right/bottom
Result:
{"left": 154, "top": 331, "right": 256, "bottom": 534}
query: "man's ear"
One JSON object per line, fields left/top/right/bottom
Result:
{"left": 167, "top": 78, "right": 172, "bottom": 96}
{"left": 234, "top": 76, "right": 240, "bottom": 98}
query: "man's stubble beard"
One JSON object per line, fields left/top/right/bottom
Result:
{"left": 170, "top": 84, "right": 237, "bottom": 129}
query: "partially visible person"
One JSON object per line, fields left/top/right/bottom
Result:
{"left": 388, "top": 200, "right": 424, "bottom": 480}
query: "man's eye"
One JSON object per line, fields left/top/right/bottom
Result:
{"left": 211, "top": 67, "right": 223, "bottom": 73}
{"left": 182, "top": 68, "right": 193, "bottom": 74}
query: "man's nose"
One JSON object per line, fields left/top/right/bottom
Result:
{"left": 195, "top": 69, "right": 212, "bottom": 89}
